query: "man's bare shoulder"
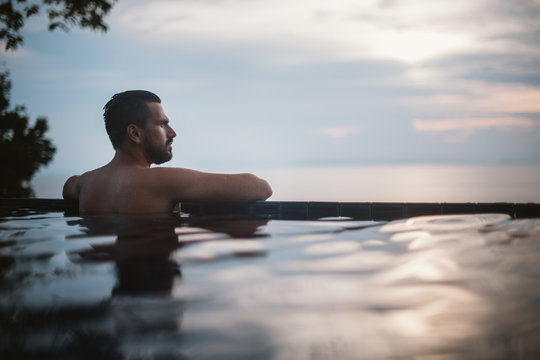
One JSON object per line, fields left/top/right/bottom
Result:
{"left": 64, "top": 164, "right": 112, "bottom": 195}
{"left": 146, "top": 166, "right": 206, "bottom": 178}
{"left": 77, "top": 166, "right": 195, "bottom": 197}
{"left": 74, "top": 166, "right": 112, "bottom": 189}
{"left": 82, "top": 164, "right": 114, "bottom": 177}
{"left": 73, "top": 166, "right": 170, "bottom": 213}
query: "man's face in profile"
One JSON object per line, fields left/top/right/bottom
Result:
{"left": 143, "top": 102, "right": 177, "bottom": 165}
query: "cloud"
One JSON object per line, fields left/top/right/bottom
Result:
{"left": 111, "top": 0, "right": 540, "bottom": 65}
{"left": 312, "top": 125, "right": 362, "bottom": 138}
{"left": 413, "top": 117, "right": 535, "bottom": 142}
{"left": 400, "top": 76, "right": 540, "bottom": 116}
{"left": 414, "top": 117, "right": 534, "bottom": 132}
{"left": 0, "top": 45, "right": 35, "bottom": 61}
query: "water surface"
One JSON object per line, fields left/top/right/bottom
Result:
{"left": 1, "top": 211, "right": 539, "bottom": 359}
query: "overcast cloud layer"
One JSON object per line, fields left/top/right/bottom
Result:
{"left": 3, "top": 0, "right": 540, "bottom": 196}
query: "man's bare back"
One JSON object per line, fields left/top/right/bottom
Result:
{"left": 63, "top": 90, "right": 272, "bottom": 213}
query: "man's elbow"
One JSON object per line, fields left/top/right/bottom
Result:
{"left": 259, "top": 179, "right": 272, "bottom": 200}
{"left": 249, "top": 175, "right": 272, "bottom": 201}
{"left": 237, "top": 173, "right": 272, "bottom": 201}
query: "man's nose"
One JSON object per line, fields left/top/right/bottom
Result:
{"left": 168, "top": 126, "right": 177, "bottom": 138}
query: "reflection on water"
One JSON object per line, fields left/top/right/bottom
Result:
{"left": 1, "top": 211, "right": 539, "bottom": 359}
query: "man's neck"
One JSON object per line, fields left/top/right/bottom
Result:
{"left": 110, "top": 148, "right": 152, "bottom": 168}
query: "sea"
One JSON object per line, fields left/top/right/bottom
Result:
{"left": 33, "top": 163, "right": 540, "bottom": 203}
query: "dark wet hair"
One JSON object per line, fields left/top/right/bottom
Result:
{"left": 103, "top": 90, "right": 161, "bottom": 149}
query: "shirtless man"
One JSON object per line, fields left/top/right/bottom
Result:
{"left": 62, "top": 90, "right": 272, "bottom": 213}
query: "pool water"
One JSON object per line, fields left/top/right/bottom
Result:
{"left": 1, "top": 211, "right": 539, "bottom": 359}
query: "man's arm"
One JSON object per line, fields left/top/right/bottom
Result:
{"left": 62, "top": 175, "right": 80, "bottom": 200}
{"left": 152, "top": 168, "right": 272, "bottom": 203}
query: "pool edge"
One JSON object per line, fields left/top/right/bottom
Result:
{"left": 2, "top": 199, "right": 539, "bottom": 220}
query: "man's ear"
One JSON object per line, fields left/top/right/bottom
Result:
{"left": 126, "top": 124, "right": 144, "bottom": 145}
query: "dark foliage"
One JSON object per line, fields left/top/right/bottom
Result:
{"left": 0, "top": 0, "right": 116, "bottom": 50}
{"left": 0, "top": 69, "right": 56, "bottom": 197}
{"left": 0, "top": 1, "right": 117, "bottom": 196}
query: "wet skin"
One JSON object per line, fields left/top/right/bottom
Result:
{"left": 63, "top": 102, "right": 272, "bottom": 213}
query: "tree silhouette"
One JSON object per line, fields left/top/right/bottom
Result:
{"left": 0, "top": 69, "right": 56, "bottom": 197}
{"left": 1, "top": 0, "right": 116, "bottom": 50}
{"left": 1, "top": 0, "right": 117, "bottom": 197}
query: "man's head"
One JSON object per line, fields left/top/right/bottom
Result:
{"left": 142, "top": 102, "right": 177, "bottom": 164}
{"left": 103, "top": 90, "right": 162, "bottom": 149}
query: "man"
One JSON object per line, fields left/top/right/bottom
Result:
{"left": 63, "top": 90, "right": 272, "bottom": 213}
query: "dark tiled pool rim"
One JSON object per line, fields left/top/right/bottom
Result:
{"left": 1, "top": 199, "right": 539, "bottom": 221}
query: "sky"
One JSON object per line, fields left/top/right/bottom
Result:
{"left": 2, "top": 0, "right": 540, "bottom": 199}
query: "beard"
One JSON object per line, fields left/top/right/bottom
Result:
{"left": 145, "top": 138, "right": 173, "bottom": 165}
